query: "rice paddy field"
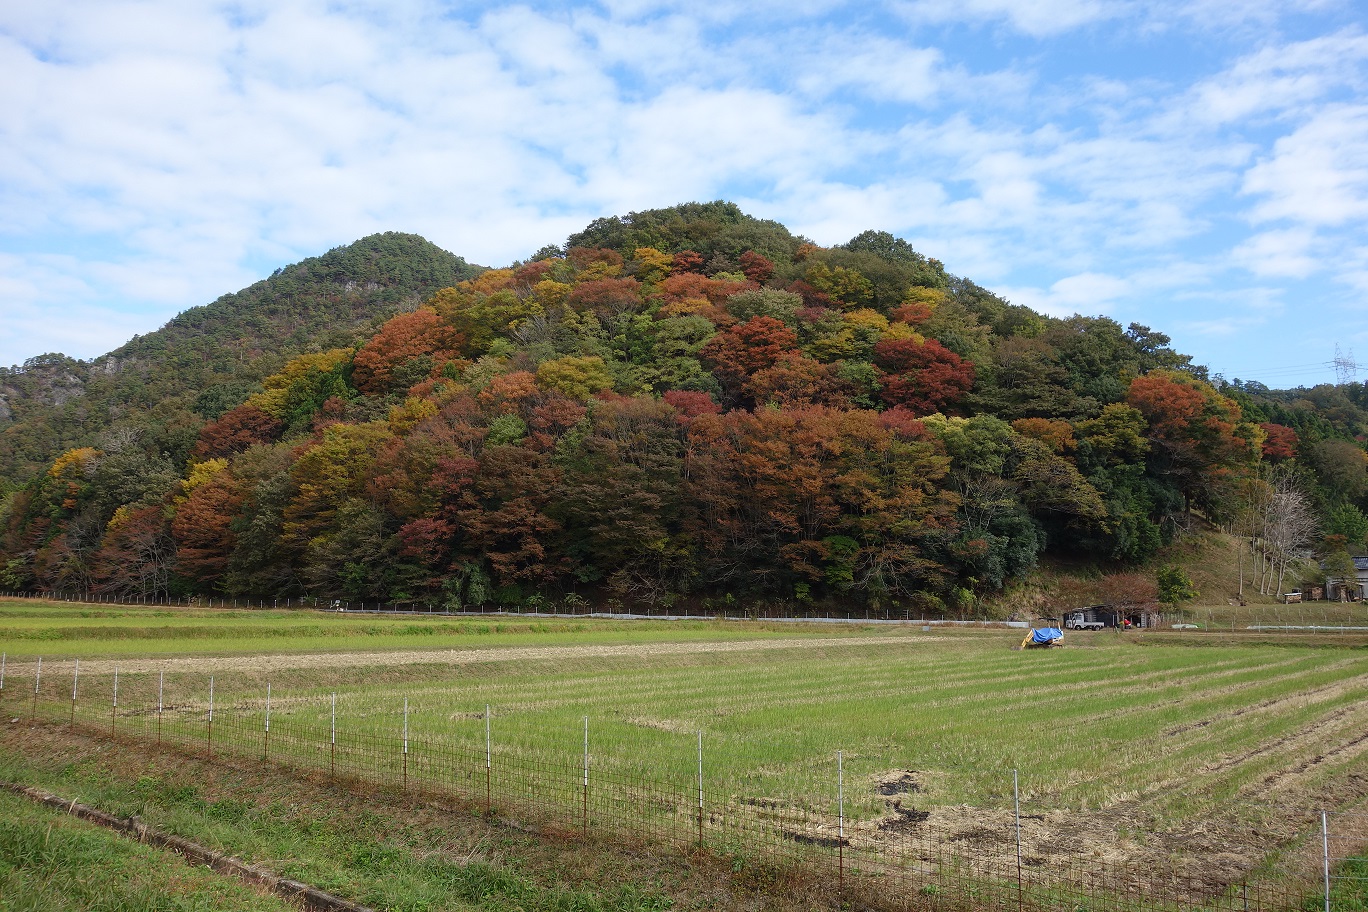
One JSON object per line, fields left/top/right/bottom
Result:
{"left": 4, "top": 596, "right": 1368, "bottom": 907}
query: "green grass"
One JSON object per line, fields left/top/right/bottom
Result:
{"left": 1322, "top": 855, "right": 1368, "bottom": 911}
{"left": 5, "top": 597, "right": 1364, "bottom": 909}
{"left": 6, "top": 600, "right": 1366, "bottom": 830}
{"left": 0, "top": 751, "right": 676, "bottom": 912}
{"left": 0, "top": 598, "right": 865, "bottom": 657}
{"left": 0, "top": 787, "right": 295, "bottom": 912}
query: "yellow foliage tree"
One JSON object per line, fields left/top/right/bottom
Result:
{"left": 178, "top": 457, "right": 229, "bottom": 501}
{"left": 245, "top": 349, "right": 352, "bottom": 419}
{"left": 633, "top": 247, "right": 673, "bottom": 285}
{"left": 388, "top": 397, "right": 439, "bottom": 435}
{"left": 532, "top": 279, "right": 573, "bottom": 309}
{"left": 535, "top": 356, "right": 614, "bottom": 400}
{"left": 48, "top": 447, "right": 101, "bottom": 480}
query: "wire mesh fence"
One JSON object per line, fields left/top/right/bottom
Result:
{"left": 1324, "top": 810, "right": 1368, "bottom": 911}
{"left": 2, "top": 655, "right": 1359, "bottom": 912}
{"left": 13, "top": 587, "right": 1368, "bottom": 629}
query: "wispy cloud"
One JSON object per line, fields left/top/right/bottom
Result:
{"left": 0, "top": 0, "right": 1363, "bottom": 386}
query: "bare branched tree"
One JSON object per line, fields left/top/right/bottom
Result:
{"left": 1250, "top": 471, "right": 1318, "bottom": 597}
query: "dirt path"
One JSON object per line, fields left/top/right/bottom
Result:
{"left": 3, "top": 634, "right": 944, "bottom": 678}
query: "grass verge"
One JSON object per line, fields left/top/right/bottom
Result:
{"left": 0, "top": 786, "right": 295, "bottom": 912}
{"left": 0, "top": 721, "right": 819, "bottom": 912}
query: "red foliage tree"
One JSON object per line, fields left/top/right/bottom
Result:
{"left": 1259, "top": 423, "right": 1299, "bottom": 462}
{"left": 566, "top": 277, "right": 642, "bottom": 317}
{"left": 699, "top": 316, "right": 800, "bottom": 396}
{"left": 396, "top": 516, "right": 455, "bottom": 564}
{"left": 351, "top": 308, "right": 467, "bottom": 396}
{"left": 94, "top": 506, "right": 176, "bottom": 597}
{"left": 682, "top": 405, "right": 957, "bottom": 593}
{"left": 567, "top": 247, "right": 625, "bottom": 272}
{"left": 657, "top": 272, "right": 753, "bottom": 308}
{"left": 513, "top": 260, "right": 554, "bottom": 287}
{"left": 662, "top": 390, "right": 722, "bottom": 425}
{"left": 671, "top": 250, "right": 705, "bottom": 273}
{"left": 172, "top": 477, "right": 243, "bottom": 585}
{"left": 1126, "top": 370, "right": 1253, "bottom": 515}
{"left": 1011, "top": 417, "right": 1076, "bottom": 454}
{"left": 744, "top": 354, "right": 853, "bottom": 408}
{"left": 878, "top": 408, "right": 928, "bottom": 440}
{"left": 738, "top": 250, "right": 775, "bottom": 284}
{"left": 478, "top": 370, "right": 541, "bottom": 416}
{"left": 192, "top": 405, "right": 284, "bottom": 459}
{"left": 873, "top": 338, "right": 975, "bottom": 416}
{"left": 456, "top": 446, "right": 562, "bottom": 585}
{"left": 891, "top": 302, "right": 934, "bottom": 325}
{"left": 785, "top": 279, "right": 835, "bottom": 309}
{"left": 530, "top": 396, "right": 589, "bottom": 434}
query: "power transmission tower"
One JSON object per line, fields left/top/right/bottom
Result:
{"left": 1334, "top": 345, "right": 1358, "bottom": 385}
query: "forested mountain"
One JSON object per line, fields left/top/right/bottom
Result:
{"left": 2, "top": 202, "right": 1365, "bottom": 611}
{"left": 0, "top": 233, "right": 481, "bottom": 487}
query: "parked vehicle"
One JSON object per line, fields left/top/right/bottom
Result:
{"left": 1065, "top": 610, "right": 1106, "bottom": 630}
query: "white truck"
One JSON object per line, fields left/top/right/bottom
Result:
{"left": 1064, "top": 610, "right": 1106, "bottom": 631}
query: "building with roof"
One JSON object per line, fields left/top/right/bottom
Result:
{"left": 1326, "top": 556, "right": 1368, "bottom": 601}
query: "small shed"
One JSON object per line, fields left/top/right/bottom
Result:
{"left": 1326, "top": 557, "right": 1368, "bottom": 601}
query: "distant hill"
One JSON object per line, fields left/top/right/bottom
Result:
{"left": 1, "top": 203, "right": 1364, "bottom": 611}
{"left": 0, "top": 233, "right": 482, "bottom": 486}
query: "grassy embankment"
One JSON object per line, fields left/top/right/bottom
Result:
{"left": 0, "top": 732, "right": 687, "bottom": 912}
{"left": 0, "top": 786, "right": 296, "bottom": 912}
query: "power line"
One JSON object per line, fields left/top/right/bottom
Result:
{"left": 1334, "top": 345, "right": 1358, "bottom": 385}
{"left": 1215, "top": 362, "right": 1338, "bottom": 382}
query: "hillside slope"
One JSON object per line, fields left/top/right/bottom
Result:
{"left": 0, "top": 233, "right": 482, "bottom": 487}
{"left": 1, "top": 202, "right": 1364, "bottom": 611}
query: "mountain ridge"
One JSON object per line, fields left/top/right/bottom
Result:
{"left": 0, "top": 202, "right": 1364, "bottom": 609}
{"left": 0, "top": 232, "right": 482, "bottom": 487}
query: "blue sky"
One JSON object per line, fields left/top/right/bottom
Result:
{"left": 2, "top": 0, "right": 1366, "bottom": 387}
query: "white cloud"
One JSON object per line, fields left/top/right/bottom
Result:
{"left": 0, "top": 0, "right": 1363, "bottom": 385}
{"left": 1232, "top": 228, "right": 1321, "bottom": 278}
{"left": 896, "top": 0, "right": 1124, "bottom": 36}
{"left": 1187, "top": 28, "right": 1368, "bottom": 125}
{"left": 1243, "top": 104, "right": 1368, "bottom": 227}
{"left": 0, "top": 253, "right": 184, "bottom": 363}
{"left": 997, "top": 272, "right": 1131, "bottom": 317}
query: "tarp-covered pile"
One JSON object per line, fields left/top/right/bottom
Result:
{"left": 1020, "top": 627, "right": 1064, "bottom": 648}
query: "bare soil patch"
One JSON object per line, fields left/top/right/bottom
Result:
{"left": 2, "top": 634, "right": 937, "bottom": 678}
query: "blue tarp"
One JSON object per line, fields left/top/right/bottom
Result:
{"left": 1031, "top": 628, "right": 1064, "bottom": 644}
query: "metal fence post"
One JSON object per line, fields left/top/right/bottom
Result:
{"left": 330, "top": 692, "right": 337, "bottom": 777}
{"left": 1015, "top": 768, "right": 1024, "bottom": 908}
{"left": 837, "top": 749, "right": 845, "bottom": 895}
{"left": 485, "top": 704, "right": 492, "bottom": 815}
{"left": 263, "top": 682, "right": 270, "bottom": 761}
{"left": 31, "top": 656, "right": 41, "bottom": 720}
{"left": 110, "top": 665, "right": 118, "bottom": 734}
{"left": 582, "top": 716, "right": 589, "bottom": 837}
{"left": 1323, "top": 810, "right": 1331, "bottom": 912}
{"left": 207, "top": 676, "right": 214, "bottom": 756}
{"left": 157, "top": 670, "right": 164, "bottom": 745}
{"left": 697, "top": 730, "right": 704, "bottom": 848}
{"left": 70, "top": 660, "right": 79, "bottom": 725}
{"left": 402, "top": 697, "right": 408, "bottom": 791}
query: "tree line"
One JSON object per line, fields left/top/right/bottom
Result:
{"left": 2, "top": 203, "right": 1365, "bottom": 611}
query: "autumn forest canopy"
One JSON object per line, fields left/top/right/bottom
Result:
{"left": 2, "top": 202, "right": 1366, "bottom": 612}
